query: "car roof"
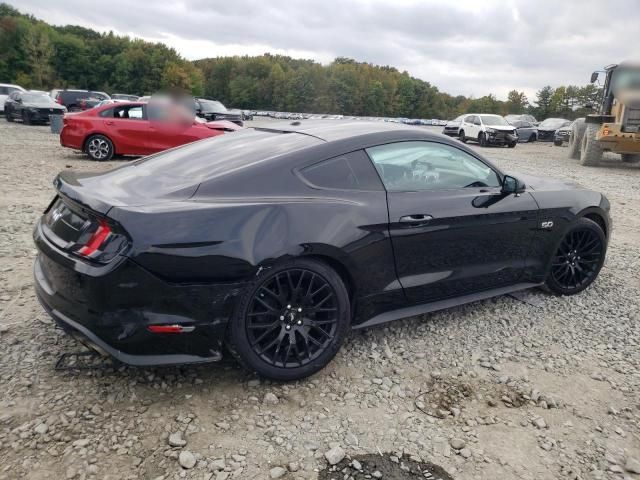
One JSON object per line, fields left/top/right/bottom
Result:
{"left": 0, "top": 83, "right": 25, "bottom": 88}
{"left": 252, "top": 119, "right": 434, "bottom": 142}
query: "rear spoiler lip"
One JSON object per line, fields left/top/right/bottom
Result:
{"left": 54, "top": 171, "right": 114, "bottom": 215}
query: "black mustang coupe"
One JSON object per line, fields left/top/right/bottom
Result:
{"left": 34, "top": 121, "right": 611, "bottom": 380}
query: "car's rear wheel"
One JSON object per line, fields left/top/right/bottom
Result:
{"left": 459, "top": 130, "right": 467, "bottom": 143}
{"left": 85, "top": 135, "right": 114, "bottom": 161}
{"left": 227, "top": 258, "right": 350, "bottom": 380}
{"left": 529, "top": 133, "right": 537, "bottom": 142}
{"left": 507, "top": 141, "right": 516, "bottom": 148}
{"left": 554, "top": 139, "right": 563, "bottom": 146}
{"left": 545, "top": 218, "right": 606, "bottom": 295}
{"left": 22, "top": 111, "right": 31, "bottom": 125}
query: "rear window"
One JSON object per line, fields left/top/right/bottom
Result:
{"left": 125, "top": 129, "right": 323, "bottom": 182}
{"left": 300, "top": 150, "right": 383, "bottom": 191}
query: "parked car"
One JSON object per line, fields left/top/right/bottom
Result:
{"left": 34, "top": 121, "right": 610, "bottom": 380}
{"left": 111, "top": 93, "right": 139, "bottom": 102}
{"left": 442, "top": 115, "right": 464, "bottom": 137}
{"left": 194, "top": 98, "right": 243, "bottom": 126}
{"left": 0, "top": 83, "right": 25, "bottom": 113}
{"left": 55, "top": 90, "right": 111, "bottom": 111}
{"left": 504, "top": 114, "right": 538, "bottom": 126}
{"left": 508, "top": 120, "right": 538, "bottom": 142}
{"left": 554, "top": 119, "right": 582, "bottom": 146}
{"left": 537, "top": 118, "right": 572, "bottom": 141}
{"left": 4, "top": 91, "right": 66, "bottom": 124}
{"left": 59, "top": 101, "right": 242, "bottom": 160}
{"left": 458, "top": 114, "right": 518, "bottom": 147}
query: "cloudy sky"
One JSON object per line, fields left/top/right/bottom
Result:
{"left": 14, "top": 0, "right": 640, "bottom": 100}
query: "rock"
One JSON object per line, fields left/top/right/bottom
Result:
{"left": 372, "top": 471, "right": 383, "bottom": 479}
{"left": 625, "top": 458, "right": 640, "bottom": 474}
{"left": 288, "top": 462, "right": 300, "bottom": 472}
{"left": 324, "top": 445, "right": 346, "bottom": 465}
{"left": 216, "top": 472, "right": 230, "bottom": 480}
{"left": 210, "top": 458, "right": 226, "bottom": 470}
{"left": 533, "top": 417, "right": 547, "bottom": 429}
{"left": 247, "top": 379, "right": 260, "bottom": 387}
{"left": 72, "top": 438, "right": 90, "bottom": 447}
{"left": 179, "top": 450, "right": 196, "bottom": 469}
{"left": 450, "top": 438, "right": 466, "bottom": 450}
{"left": 460, "top": 448, "right": 472, "bottom": 459}
{"left": 34, "top": 423, "right": 48, "bottom": 435}
{"left": 351, "top": 459, "right": 362, "bottom": 470}
{"left": 269, "top": 466, "right": 286, "bottom": 479}
{"left": 168, "top": 432, "right": 187, "bottom": 447}
{"left": 263, "top": 392, "right": 279, "bottom": 405}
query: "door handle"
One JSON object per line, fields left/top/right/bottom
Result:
{"left": 399, "top": 214, "right": 433, "bottom": 225}
{"left": 104, "top": 121, "right": 115, "bottom": 125}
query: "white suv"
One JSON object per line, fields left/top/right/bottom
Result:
{"left": 458, "top": 113, "right": 518, "bottom": 148}
{"left": 0, "top": 83, "right": 26, "bottom": 113}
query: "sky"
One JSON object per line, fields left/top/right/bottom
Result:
{"left": 13, "top": 0, "right": 640, "bottom": 100}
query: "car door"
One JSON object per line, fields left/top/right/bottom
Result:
{"left": 366, "top": 140, "right": 539, "bottom": 304}
{"left": 102, "top": 104, "right": 153, "bottom": 155}
{"left": 461, "top": 115, "right": 475, "bottom": 139}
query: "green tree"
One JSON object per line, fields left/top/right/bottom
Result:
{"left": 534, "top": 86, "right": 555, "bottom": 119}
{"left": 506, "top": 90, "right": 528, "bottom": 114}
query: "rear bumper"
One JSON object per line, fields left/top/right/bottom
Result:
{"left": 34, "top": 220, "right": 245, "bottom": 366}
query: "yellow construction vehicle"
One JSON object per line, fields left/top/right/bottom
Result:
{"left": 568, "top": 62, "right": 640, "bottom": 165}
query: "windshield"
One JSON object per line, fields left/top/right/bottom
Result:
{"left": 198, "top": 100, "right": 228, "bottom": 113}
{"left": 481, "top": 115, "right": 509, "bottom": 126}
{"left": 22, "top": 93, "right": 56, "bottom": 104}
{"left": 539, "top": 118, "right": 569, "bottom": 128}
{"left": 612, "top": 68, "right": 640, "bottom": 91}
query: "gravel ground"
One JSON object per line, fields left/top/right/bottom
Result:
{"left": 0, "top": 119, "right": 639, "bottom": 480}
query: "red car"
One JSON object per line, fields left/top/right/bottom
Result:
{"left": 60, "top": 102, "right": 241, "bottom": 161}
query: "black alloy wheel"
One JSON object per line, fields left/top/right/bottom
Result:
{"left": 479, "top": 133, "right": 487, "bottom": 147}
{"left": 22, "top": 110, "right": 31, "bottom": 125}
{"left": 545, "top": 218, "right": 605, "bottom": 295}
{"left": 227, "top": 259, "right": 350, "bottom": 380}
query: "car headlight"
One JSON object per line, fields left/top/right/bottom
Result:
{"left": 486, "top": 127, "right": 497, "bottom": 134}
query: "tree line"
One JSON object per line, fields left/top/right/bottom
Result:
{"left": 1, "top": 3, "right": 600, "bottom": 120}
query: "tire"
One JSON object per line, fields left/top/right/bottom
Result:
{"left": 85, "top": 134, "right": 114, "bottom": 161}
{"left": 621, "top": 153, "right": 640, "bottom": 163}
{"left": 459, "top": 130, "right": 467, "bottom": 143}
{"left": 226, "top": 258, "right": 351, "bottom": 381}
{"left": 568, "top": 118, "right": 586, "bottom": 160}
{"left": 553, "top": 139, "right": 563, "bottom": 146}
{"left": 544, "top": 218, "right": 606, "bottom": 296}
{"left": 507, "top": 142, "right": 516, "bottom": 148}
{"left": 579, "top": 124, "right": 603, "bottom": 166}
{"left": 529, "top": 133, "right": 537, "bottom": 143}
{"left": 22, "top": 111, "right": 31, "bottom": 125}
{"left": 478, "top": 133, "right": 487, "bottom": 147}
{"left": 5, "top": 110, "right": 13, "bottom": 122}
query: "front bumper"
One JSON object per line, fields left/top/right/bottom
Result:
{"left": 538, "top": 130, "right": 555, "bottom": 141}
{"left": 34, "top": 221, "right": 244, "bottom": 366}
{"left": 486, "top": 132, "right": 518, "bottom": 145}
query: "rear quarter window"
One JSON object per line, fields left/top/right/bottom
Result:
{"left": 299, "top": 150, "right": 384, "bottom": 191}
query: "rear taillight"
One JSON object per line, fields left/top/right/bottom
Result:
{"left": 73, "top": 218, "right": 128, "bottom": 263}
{"left": 78, "top": 220, "right": 111, "bottom": 257}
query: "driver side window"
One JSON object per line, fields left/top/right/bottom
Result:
{"left": 366, "top": 141, "right": 501, "bottom": 192}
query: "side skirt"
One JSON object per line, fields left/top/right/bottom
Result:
{"left": 353, "top": 282, "right": 542, "bottom": 330}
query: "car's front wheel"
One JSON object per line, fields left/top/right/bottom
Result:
{"left": 459, "top": 130, "right": 467, "bottom": 143}
{"left": 478, "top": 133, "right": 487, "bottom": 147}
{"left": 22, "top": 111, "right": 31, "bottom": 125}
{"left": 85, "top": 135, "right": 115, "bottom": 161}
{"left": 545, "top": 218, "right": 606, "bottom": 295}
{"left": 227, "top": 258, "right": 351, "bottom": 380}
{"left": 5, "top": 110, "right": 13, "bottom": 122}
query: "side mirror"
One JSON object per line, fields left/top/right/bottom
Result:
{"left": 590, "top": 71, "right": 599, "bottom": 83}
{"left": 502, "top": 175, "right": 526, "bottom": 195}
